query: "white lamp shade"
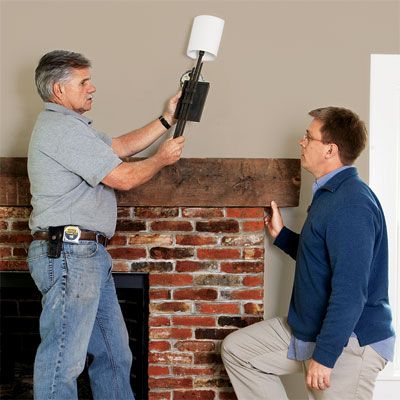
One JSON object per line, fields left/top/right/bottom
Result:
{"left": 186, "top": 15, "right": 225, "bottom": 62}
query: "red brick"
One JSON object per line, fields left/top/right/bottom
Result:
{"left": 149, "top": 341, "right": 171, "bottom": 352}
{"left": 0, "top": 221, "right": 8, "bottom": 230}
{"left": 149, "top": 352, "right": 192, "bottom": 365}
{"left": 11, "top": 220, "right": 30, "bottom": 231}
{"left": 174, "top": 341, "right": 215, "bottom": 352}
{"left": 220, "top": 262, "right": 264, "bottom": 274}
{"left": 173, "top": 390, "right": 215, "bottom": 400}
{"left": 149, "top": 316, "right": 171, "bottom": 327}
{"left": 222, "top": 289, "right": 263, "bottom": 300}
{"left": 151, "top": 221, "right": 193, "bottom": 232}
{"left": 12, "top": 248, "right": 27, "bottom": 257}
{"left": 242, "top": 221, "right": 265, "bottom": 232}
{"left": 0, "top": 207, "right": 31, "bottom": 218}
{"left": 176, "top": 235, "right": 217, "bottom": 246}
{"left": 149, "top": 365, "right": 170, "bottom": 376}
{"left": 221, "top": 234, "right": 263, "bottom": 246}
{"left": 218, "top": 316, "right": 262, "bottom": 328}
{"left": 148, "top": 392, "right": 171, "bottom": 400}
{"left": 117, "top": 207, "right": 131, "bottom": 218}
{"left": 172, "top": 316, "right": 216, "bottom": 327}
{"left": 195, "top": 328, "right": 236, "bottom": 340}
{"left": 219, "top": 391, "right": 237, "bottom": 400}
{"left": 173, "top": 288, "right": 218, "bottom": 301}
{"left": 150, "top": 289, "right": 171, "bottom": 300}
{"left": 194, "top": 353, "right": 222, "bottom": 365}
{"left": 135, "top": 207, "right": 179, "bottom": 218}
{"left": 226, "top": 208, "right": 264, "bottom": 218}
{"left": 196, "top": 303, "right": 240, "bottom": 314}
{"left": 182, "top": 208, "right": 224, "bottom": 218}
{"left": 106, "top": 247, "right": 146, "bottom": 259}
{"left": 116, "top": 220, "right": 146, "bottom": 231}
{"left": 194, "top": 377, "right": 231, "bottom": 388}
{"left": 243, "top": 302, "right": 264, "bottom": 315}
{"left": 197, "top": 249, "right": 241, "bottom": 260}
{"left": 242, "top": 275, "right": 263, "bottom": 286}
{"left": 131, "top": 261, "right": 173, "bottom": 273}
{"left": 129, "top": 234, "right": 173, "bottom": 245}
{"left": 196, "top": 221, "right": 239, "bottom": 233}
{"left": 0, "top": 233, "right": 32, "bottom": 244}
{"left": 0, "top": 247, "right": 12, "bottom": 258}
{"left": 176, "top": 261, "right": 217, "bottom": 272}
{"left": 173, "top": 367, "right": 216, "bottom": 377}
{"left": 150, "top": 247, "right": 194, "bottom": 260}
{"left": 108, "top": 235, "right": 127, "bottom": 245}
{"left": 0, "top": 260, "right": 28, "bottom": 271}
{"left": 193, "top": 275, "right": 241, "bottom": 287}
{"left": 150, "top": 328, "right": 192, "bottom": 340}
{"left": 150, "top": 274, "right": 193, "bottom": 286}
{"left": 243, "top": 247, "right": 264, "bottom": 259}
{"left": 149, "top": 378, "right": 192, "bottom": 389}
{"left": 150, "top": 302, "right": 191, "bottom": 313}
{"left": 111, "top": 262, "right": 130, "bottom": 272}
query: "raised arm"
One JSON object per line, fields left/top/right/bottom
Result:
{"left": 111, "top": 92, "right": 181, "bottom": 157}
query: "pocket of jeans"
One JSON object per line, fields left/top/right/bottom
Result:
{"left": 28, "top": 255, "right": 66, "bottom": 295}
{"left": 28, "top": 240, "right": 67, "bottom": 293}
{"left": 27, "top": 240, "right": 48, "bottom": 262}
{"left": 67, "top": 241, "right": 98, "bottom": 258}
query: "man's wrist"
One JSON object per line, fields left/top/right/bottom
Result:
{"left": 159, "top": 115, "right": 171, "bottom": 130}
{"left": 162, "top": 112, "right": 176, "bottom": 127}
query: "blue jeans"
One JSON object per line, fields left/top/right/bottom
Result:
{"left": 28, "top": 240, "right": 135, "bottom": 400}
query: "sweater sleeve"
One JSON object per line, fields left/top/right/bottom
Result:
{"left": 273, "top": 226, "right": 300, "bottom": 260}
{"left": 312, "top": 205, "right": 375, "bottom": 368}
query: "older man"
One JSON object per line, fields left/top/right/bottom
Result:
{"left": 27, "top": 50, "right": 184, "bottom": 399}
{"left": 222, "top": 107, "right": 395, "bottom": 399}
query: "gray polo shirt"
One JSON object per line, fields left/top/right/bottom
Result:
{"left": 28, "top": 102, "right": 122, "bottom": 238}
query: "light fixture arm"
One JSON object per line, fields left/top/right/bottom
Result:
{"left": 173, "top": 50, "right": 205, "bottom": 138}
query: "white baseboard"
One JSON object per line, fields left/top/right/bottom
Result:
{"left": 374, "top": 380, "right": 400, "bottom": 399}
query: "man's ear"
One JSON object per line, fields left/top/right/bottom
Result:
{"left": 53, "top": 82, "right": 63, "bottom": 100}
{"left": 326, "top": 143, "right": 339, "bottom": 159}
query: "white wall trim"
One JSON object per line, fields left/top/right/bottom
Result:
{"left": 369, "top": 54, "right": 400, "bottom": 398}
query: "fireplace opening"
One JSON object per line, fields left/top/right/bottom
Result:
{"left": 0, "top": 271, "right": 149, "bottom": 400}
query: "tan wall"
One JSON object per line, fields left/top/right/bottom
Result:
{"left": 1, "top": 1, "right": 399, "bottom": 397}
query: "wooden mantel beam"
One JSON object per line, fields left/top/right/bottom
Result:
{"left": 0, "top": 157, "right": 301, "bottom": 207}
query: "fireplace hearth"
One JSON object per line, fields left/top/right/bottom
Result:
{"left": 0, "top": 271, "right": 149, "bottom": 400}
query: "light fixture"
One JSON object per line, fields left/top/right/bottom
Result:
{"left": 173, "top": 15, "right": 225, "bottom": 138}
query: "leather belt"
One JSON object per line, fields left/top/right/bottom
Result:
{"left": 33, "top": 230, "right": 108, "bottom": 247}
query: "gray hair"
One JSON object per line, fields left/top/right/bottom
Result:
{"left": 35, "top": 50, "right": 91, "bottom": 102}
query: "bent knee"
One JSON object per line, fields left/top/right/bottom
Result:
{"left": 221, "top": 329, "right": 243, "bottom": 361}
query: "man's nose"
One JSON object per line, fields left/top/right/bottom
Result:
{"left": 89, "top": 84, "right": 96, "bottom": 93}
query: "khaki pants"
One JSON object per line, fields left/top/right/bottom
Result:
{"left": 221, "top": 317, "right": 387, "bottom": 400}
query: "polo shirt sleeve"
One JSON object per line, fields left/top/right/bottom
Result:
{"left": 40, "top": 118, "right": 122, "bottom": 187}
{"left": 312, "top": 205, "right": 375, "bottom": 368}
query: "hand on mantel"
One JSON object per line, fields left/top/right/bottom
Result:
{"left": 264, "top": 200, "right": 284, "bottom": 238}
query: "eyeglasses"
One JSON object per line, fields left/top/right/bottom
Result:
{"left": 301, "top": 132, "right": 326, "bottom": 145}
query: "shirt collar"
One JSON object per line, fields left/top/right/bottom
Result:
{"left": 44, "top": 102, "right": 93, "bottom": 126}
{"left": 312, "top": 165, "right": 354, "bottom": 195}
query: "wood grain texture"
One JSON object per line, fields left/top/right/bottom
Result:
{"left": 0, "top": 157, "right": 301, "bottom": 207}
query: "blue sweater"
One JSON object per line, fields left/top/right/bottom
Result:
{"left": 274, "top": 167, "right": 395, "bottom": 368}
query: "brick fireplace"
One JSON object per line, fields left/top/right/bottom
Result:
{"left": 0, "top": 157, "right": 300, "bottom": 400}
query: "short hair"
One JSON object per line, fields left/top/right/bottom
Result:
{"left": 308, "top": 107, "right": 367, "bottom": 165}
{"left": 35, "top": 50, "right": 91, "bottom": 102}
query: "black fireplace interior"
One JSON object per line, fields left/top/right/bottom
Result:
{"left": 0, "top": 271, "right": 149, "bottom": 400}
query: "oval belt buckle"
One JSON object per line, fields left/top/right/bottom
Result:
{"left": 63, "top": 226, "right": 81, "bottom": 244}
